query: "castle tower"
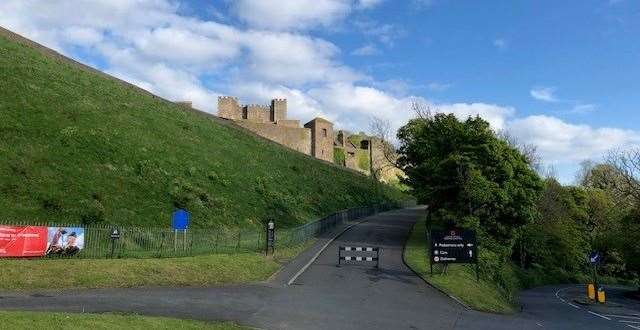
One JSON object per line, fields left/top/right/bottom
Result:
{"left": 217, "top": 96, "right": 241, "bottom": 120}
{"left": 304, "top": 117, "right": 334, "bottom": 162}
{"left": 271, "top": 99, "right": 287, "bottom": 123}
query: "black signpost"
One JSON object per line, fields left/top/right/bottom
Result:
{"left": 110, "top": 228, "right": 121, "bottom": 258}
{"left": 266, "top": 220, "right": 275, "bottom": 256}
{"left": 430, "top": 228, "right": 479, "bottom": 280}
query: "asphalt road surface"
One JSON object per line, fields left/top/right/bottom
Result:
{"left": 0, "top": 207, "right": 636, "bottom": 329}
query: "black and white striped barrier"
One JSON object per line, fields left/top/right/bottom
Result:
{"left": 338, "top": 246, "right": 381, "bottom": 268}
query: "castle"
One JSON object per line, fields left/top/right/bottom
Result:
{"left": 216, "top": 96, "right": 372, "bottom": 174}
{"left": 174, "top": 96, "right": 404, "bottom": 182}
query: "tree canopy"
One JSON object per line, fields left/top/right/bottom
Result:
{"left": 397, "top": 113, "right": 543, "bottom": 249}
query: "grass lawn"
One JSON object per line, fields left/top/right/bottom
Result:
{"left": 403, "top": 218, "right": 517, "bottom": 314}
{"left": 0, "top": 311, "right": 247, "bottom": 330}
{"left": 0, "top": 241, "right": 312, "bottom": 291}
{"left": 0, "top": 30, "right": 407, "bottom": 229}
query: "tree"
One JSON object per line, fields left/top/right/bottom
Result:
{"left": 497, "top": 130, "right": 542, "bottom": 173}
{"left": 605, "top": 149, "right": 640, "bottom": 206}
{"left": 517, "top": 179, "right": 588, "bottom": 273}
{"left": 605, "top": 149, "right": 640, "bottom": 287}
{"left": 396, "top": 112, "right": 543, "bottom": 251}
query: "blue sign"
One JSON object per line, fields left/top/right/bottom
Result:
{"left": 171, "top": 209, "right": 190, "bottom": 230}
{"left": 589, "top": 251, "right": 600, "bottom": 265}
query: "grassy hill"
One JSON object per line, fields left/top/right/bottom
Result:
{"left": 0, "top": 29, "right": 408, "bottom": 229}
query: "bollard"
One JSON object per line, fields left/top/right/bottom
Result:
{"left": 597, "top": 286, "right": 606, "bottom": 304}
{"left": 587, "top": 283, "right": 596, "bottom": 301}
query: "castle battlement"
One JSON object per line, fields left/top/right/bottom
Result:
{"left": 217, "top": 96, "right": 332, "bottom": 162}
{"left": 217, "top": 96, "right": 289, "bottom": 125}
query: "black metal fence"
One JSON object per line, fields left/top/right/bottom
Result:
{"left": 1, "top": 200, "right": 416, "bottom": 259}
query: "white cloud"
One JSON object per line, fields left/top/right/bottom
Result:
{"left": 129, "top": 26, "right": 241, "bottom": 69}
{"left": 232, "top": 0, "right": 352, "bottom": 31}
{"left": 352, "top": 44, "right": 379, "bottom": 56}
{"left": 508, "top": 115, "right": 640, "bottom": 164}
{"left": 241, "top": 31, "right": 362, "bottom": 85}
{"left": 530, "top": 86, "right": 558, "bottom": 102}
{"left": 309, "top": 82, "right": 413, "bottom": 129}
{"left": 493, "top": 38, "right": 507, "bottom": 50}
{"left": 232, "top": 0, "right": 385, "bottom": 31}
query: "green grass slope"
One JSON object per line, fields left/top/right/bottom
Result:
{"left": 0, "top": 311, "right": 246, "bottom": 330}
{"left": 0, "top": 30, "right": 408, "bottom": 229}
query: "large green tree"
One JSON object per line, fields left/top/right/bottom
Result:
{"left": 396, "top": 113, "right": 543, "bottom": 250}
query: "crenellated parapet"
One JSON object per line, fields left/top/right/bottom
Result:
{"left": 245, "top": 104, "right": 271, "bottom": 123}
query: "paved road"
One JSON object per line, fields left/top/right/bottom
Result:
{"left": 0, "top": 207, "right": 634, "bottom": 329}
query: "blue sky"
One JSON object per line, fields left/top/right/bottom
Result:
{"left": 1, "top": 0, "right": 639, "bottom": 183}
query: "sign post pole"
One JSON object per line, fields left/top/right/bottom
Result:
{"left": 184, "top": 229, "right": 187, "bottom": 252}
{"left": 109, "top": 228, "right": 120, "bottom": 259}
{"left": 589, "top": 251, "right": 601, "bottom": 299}
{"left": 266, "top": 220, "right": 275, "bottom": 256}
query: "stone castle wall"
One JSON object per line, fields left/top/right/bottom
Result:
{"left": 235, "top": 121, "right": 311, "bottom": 155}
{"left": 246, "top": 104, "right": 270, "bottom": 123}
{"left": 217, "top": 96, "right": 324, "bottom": 159}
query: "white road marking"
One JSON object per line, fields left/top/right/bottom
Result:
{"left": 620, "top": 320, "right": 640, "bottom": 324}
{"left": 588, "top": 311, "right": 612, "bottom": 320}
{"left": 567, "top": 303, "right": 581, "bottom": 309}
{"left": 606, "top": 315, "right": 640, "bottom": 320}
{"left": 626, "top": 324, "right": 640, "bottom": 330}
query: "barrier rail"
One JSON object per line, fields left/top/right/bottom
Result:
{"left": 338, "top": 246, "right": 381, "bottom": 268}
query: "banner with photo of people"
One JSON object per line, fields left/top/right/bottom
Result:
{"left": 46, "top": 227, "right": 85, "bottom": 256}
{"left": 0, "top": 225, "right": 85, "bottom": 257}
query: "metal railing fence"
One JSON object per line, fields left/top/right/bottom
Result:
{"left": 1, "top": 200, "right": 416, "bottom": 259}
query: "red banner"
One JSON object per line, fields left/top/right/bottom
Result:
{"left": 0, "top": 226, "right": 48, "bottom": 257}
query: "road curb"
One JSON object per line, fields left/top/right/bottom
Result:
{"left": 401, "top": 221, "right": 471, "bottom": 310}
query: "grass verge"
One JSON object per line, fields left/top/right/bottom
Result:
{"left": 0, "top": 242, "right": 312, "bottom": 291}
{"left": 403, "top": 217, "right": 517, "bottom": 314}
{"left": 0, "top": 311, "right": 246, "bottom": 330}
